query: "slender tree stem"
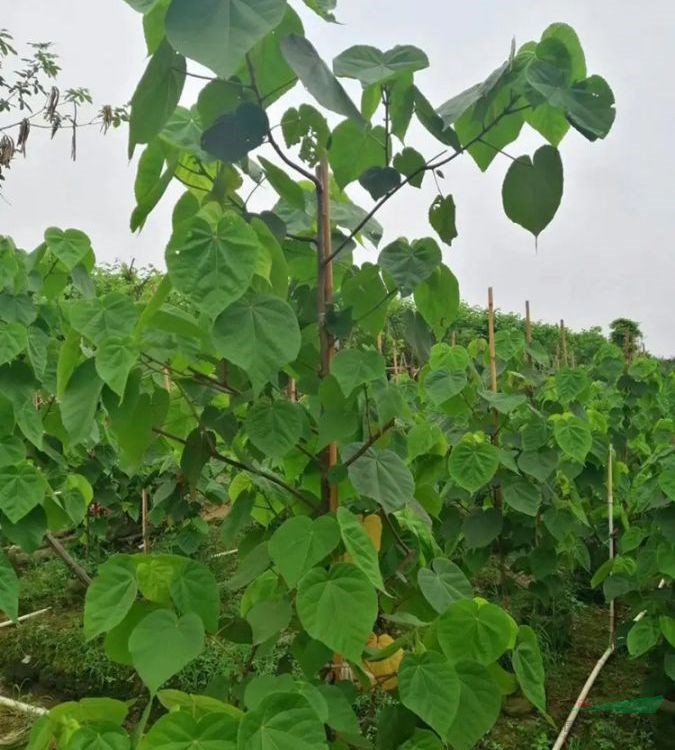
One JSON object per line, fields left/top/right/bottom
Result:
{"left": 343, "top": 420, "right": 395, "bottom": 468}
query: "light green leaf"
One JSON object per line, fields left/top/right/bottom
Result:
{"left": 0, "top": 462, "right": 47, "bottom": 524}
{"left": 84, "top": 556, "right": 138, "bottom": 641}
{"left": 398, "top": 652, "right": 460, "bottom": 737}
{"left": 379, "top": 238, "right": 440, "bottom": 297}
{"left": 44, "top": 227, "right": 92, "bottom": 270}
{"left": 95, "top": 337, "right": 138, "bottom": 399}
{"left": 502, "top": 145, "right": 563, "bottom": 239}
{"left": 246, "top": 598, "right": 292, "bottom": 644}
{"left": 512, "top": 625, "right": 546, "bottom": 714}
{"left": 418, "top": 558, "right": 472, "bottom": 614}
{"left": 333, "top": 45, "right": 428, "bottom": 86}
{"left": 626, "top": 617, "right": 660, "bottom": 657}
{"left": 337, "top": 507, "right": 385, "bottom": 592}
{"left": 245, "top": 400, "right": 304, "bottom": 460}
{"left": 296, "top": 563, "right": 377, "bottom": 663}
{"left": 479, "top": 391, "right": 528, "bottom": 414}
{"left": 259, "top": 156, "right": 305, "bottom": 211}
{"left": 129, "top": 609, "right": 205, "bottom": 693}
{"left": 166, "top": 0, "right": 286, "bottom": 78}
{"left": 268, "top": 515, "right": 340, "bottom": 588}
{"left": 330, "top": 349, "right": 386, "bottom": 396}
{"left": 143, "top": 712, "right": 238, "bottom": 750}
{"left": 438, "top": 599, "right": 513, "bottom": 665}
{"left": 552, "top": 414, "right": 592, "bottom": 463}
{"left": 66, "top": 726, "right": 130, "bottom": 750}
{"left": 346, "top": 446, "right": 414, "bottom": 514}
{"left": 170, "top": 559, "right": 220, "bottom": 633}
{"left": 128, "top": 38, "right": 186, "bottom": 157}
{"left": 0, "top": 436, "right": 25, "bottom": 468}
{"left": 238, "top": 693, "right": 328, "bottom": 750}
{"left": 61, "top": 359, "right": 103, "bottom": 444}
{"left": 660, "top": 616, "right": 675, "bottom": 648}
{"left": 0, "top": 551, "right": 19, "bottom": 621}
{"left": 446, "top": 661, "right": 501, "bottom": 750}
{"left": 212, "top": 293, "right": 301, "bottom": 393}
{"left": 414, "top": 265, "right": 460, "bottom": 340}
{"left": 68, "top": 292, "right": 139, "bottom": 346}
{"left": 448, "top": 433, "right": 499, "bottom": 493}
{"left": 0, "top": 321, "right": 27, "bottom": 366}
{"left": 329, "top": 120, "right": 386, "bottom": 188}
{"left": 502, "top": 477, "right": 541, "bottom": 517}
{"left": 281, "top": 34, "right": 363, "bottom": 123}
{"left": 166, "top": 215, "right": 259, "bottom": 319}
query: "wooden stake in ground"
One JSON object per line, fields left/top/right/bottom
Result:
{"left": 317, "top": 158, "right": 338, "bottom": 513}
{"left": 487, "top": 288, "right": 507, "bottom": 604}
{"left": 560, "top": 319, "right": 569, "bottom": 367}
{"left": 141, "top": 488, "right": 150, "bottom": 555}
{"left": 551, "top": 443, "right": 617, "bottom": 750}
{"left": 525, "top": 300, "right": 532, "bottom": 365}
{"left": 45, "top": 533, "right": 91, "bottom": 587}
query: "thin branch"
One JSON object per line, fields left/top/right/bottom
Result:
{"left": 152, "top": 427, "right": 314, "bottom": 509}
{"left": 324, "top": 102, "right": 531, "bottom": 265}
{"left": 343, "top": 419, "right": 395, "bottom": 468}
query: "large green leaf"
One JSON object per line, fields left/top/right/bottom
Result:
{"left": 268, "top": 515, "right": 340, "bottom": 587}
{"left": 238, "top": 693, "right": 328, "bottom": 750}
{"left": 333, "top": 45, "right": 428, "bottom": 86}
{"left": 296, "top": 563, "right": 377, "bottom": 663}
{"left": 61, "top": 359, "right": 103, "bottom": 444}
{"left": 44, "top": 227, "right": 92, "bottom": 270}
{"left": 0, "top": 462, "right": 47, "bottom": 524}
{"left": 280, "top": 34, "right": 363, "bottom": 123}
{"left": 84, "top": 556, "right": 138, "bottom": 641}
{"left": 212, "top": 293, "right": 301, "bottom": 392}
{"left": 259, "top": 156, "right": 305, "bottom": 211}
{"left": 626, "top": 617, "right": 660, "bottom": 657}
{"left": 0, "top": 321, "right": 27, "bottom": 366}
{"left": 246, "top": 598, "right": 293, "bottom": 645}
{"left": 336, "top": 507, "right": 385, "bottom": 592}
{"left": 418, "top": 558, "right": 472, "bottom": 614}
{"left": 445, "top": 661, "right": 501, "bottom": 750}
{"left": 438, "top": 599, "right": 514, "bottom": 665}
{"left": 0, "top": 551, "right": 19, "bottom": 621}
{"left": 143, "top": 712, "right": 238, "bottom": 750}
{"left": 244, "top": 400, "right": 304, "bottom": 460}
{"left": 462, "top": 509, "right": 503, "bottom": 549}
{"left": 502, "top": 145, "right": 563, "bottom": 239}
{"left": 95, "top": 337, "right": 138, "bottom": 399}
{"left": 552, "top": 414, "right": 592, "bottom": 463}
{"left": 68, "top": 293, "right": 139, "bottom": 346}
{"left": 166, "top": 215, "right": 258, "bottom": 319}
{"left": 512, "top": 625, "right": 546, "bottom": 714}
{"left": 170, "top": 559, "right": 220, "bottom": 633}
{"left": 330, "top": 349, "right": 386, "bottom": 396}
{"left": 448, "top": 434, "right": 499, "bottom": 493}
{"left": 166, "top": 0, "right": 286, "bottom": 78}
{"left": 436, "top": 58, "right": 509, "bottom": 125}
{"left": 379, "top": 238, "right": 440, "bottom": 297}
{"left": 428, "top": 195, "right": 458, "bottom": 246}
{"left": 128, "top": 38, "right": 186, "bottom": 157}
{"left": 425, "top": 369, "right": 467, "bottom": 405}
{"left": 129, "top": 609, "right": 205, "bottom": 693}
{"left": 329, "top": 120, "right": 386, "bottom": 188}
{"left": 502, "top": 477, "right": 541, "bottom": 517}
{"left": 341, "top": 264, "right": 390, "bottom": 337}
{"left": 398, "top": 652, "right": 460, "bottom": 738}
{"left": 414, "top": 265, "right": 460, "bottom": 340}
{"left": 346, "top": 446, "right": 414, "bottom": 514}
{"left": 0, "top": 436, "right": 25, "bottom": 468}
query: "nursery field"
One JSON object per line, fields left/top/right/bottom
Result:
{"left": 0, "top": 1, "right": 673, "bottom": 749}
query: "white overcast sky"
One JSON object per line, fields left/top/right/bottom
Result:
{"left": 2, "top": 1, "right": 674, "bottom": 356}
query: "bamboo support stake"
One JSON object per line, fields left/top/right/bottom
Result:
{"left": 451, "top": 331, "right": 457, "bottom": 347}
{"left": 45, "top": 533, "right": 91, "bottom": 586}
{"left": 560, "top": 319, "right": 569, "bottom": 367}
{"left": 525, "top": 300, "right": 532, "bottom": 365}
{"left": 0, "top": 695, "right": 48, "bottom": 717}
{"left": 141, "top": 488, "right": 150, "bottom": 555}
{"left": 552, "top": 444, "right": 617, "bottom": 750}
{"left": 317, "top": 157, "right": 338, "bottom": 513}
{"left": 488, "top": 288, "right": 507, "bottom": 604}
{"left": 0, "top": 607, "right": 50, "bottom": 629}
{"left": 392, "top": 338, "right": 399, "bottom": 382}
